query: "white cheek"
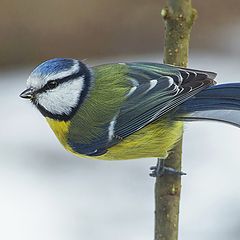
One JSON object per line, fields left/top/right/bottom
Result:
{"left": 37, "top": 77, "right": 84, "bottom": 115}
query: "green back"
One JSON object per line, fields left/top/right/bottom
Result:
{"left": 69, "top": 63, "right": 130, "bottom": 144}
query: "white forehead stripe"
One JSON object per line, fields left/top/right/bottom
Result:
{"left": 27, "top": 60, "right": 80, "bottom": 89}
{"left": 37, "top": 77, "right": 84, "bottom": 115}
{"left": 47, "top": 60, "right": 80, "bottom": 81}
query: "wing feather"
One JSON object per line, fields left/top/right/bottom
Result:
{"left": 112, "top": 63, "right": 215, "bottom": 139}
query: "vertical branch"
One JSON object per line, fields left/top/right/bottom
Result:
{"left": 162, "top": 0, "right": 197, "bottom": 67}
{"left": 154, "top": 1, "right": 197, "bottom": 240}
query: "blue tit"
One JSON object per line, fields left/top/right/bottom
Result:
{"left": 20, "top": 58, "right": 240, "bottom": 162}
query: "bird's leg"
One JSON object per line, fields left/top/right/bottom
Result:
{"left": 149, "top": 158, "right": 186, "bottom": 177}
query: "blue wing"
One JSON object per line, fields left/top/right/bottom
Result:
{"left": 111, "top": 62, "right": 216, "bottom": 140}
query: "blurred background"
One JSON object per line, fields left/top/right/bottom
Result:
{"left": 1, "top": 0, "right": 240, "bottom": 239}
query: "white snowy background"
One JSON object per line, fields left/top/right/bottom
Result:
{"left": 0, "top": 52, "right": 240, "bottom": 240}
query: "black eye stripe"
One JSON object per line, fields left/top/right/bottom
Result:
{"left": 36, "top": 81, "right": 59, "bottom": 93}
{"left": 36, "top": 68, "right": 85, "bottom": 94}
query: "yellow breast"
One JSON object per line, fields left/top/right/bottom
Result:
{"left": 46, "top": 118, "right": 73, "bottom": 152}
{"left": 46, "top": 118, "right": 94, "bottom": 159}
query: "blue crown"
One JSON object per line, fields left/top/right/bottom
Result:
{"left": 31, "top": 58, "right": 76, "bottom": 78}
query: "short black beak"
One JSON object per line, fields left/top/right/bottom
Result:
{"left": 19, "top": 88, "right": 34, "bottom": 99}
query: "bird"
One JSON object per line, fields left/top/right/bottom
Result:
{"left": 20, "top": 58, "right": 240, "bottom": 176}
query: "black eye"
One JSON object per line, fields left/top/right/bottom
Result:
{"left": 47, "top": 80, "right": 58, "bottom": 89}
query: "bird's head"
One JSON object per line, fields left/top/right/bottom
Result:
{"left": 20, "top": 58, "right": 92, "bottom": 121}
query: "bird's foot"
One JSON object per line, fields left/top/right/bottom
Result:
{"left": 149, "top": 158, "right": 186, "bottom": 177}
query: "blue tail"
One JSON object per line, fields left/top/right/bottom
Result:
{"left": 175, "top": 83, "right": 240, "bottom": 127}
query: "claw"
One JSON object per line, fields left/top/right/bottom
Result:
{"left": 149, "top": 158, "right": 186, "bottom": 177}
{"left": 150, "top": 166, "right": 157, "bottom": 170}
{"left": 149, "top": 173, "right": 156, "bottom": 177}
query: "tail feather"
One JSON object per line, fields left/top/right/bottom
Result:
{"left": 175, "top": 83, "right": 240, "bottom": 127}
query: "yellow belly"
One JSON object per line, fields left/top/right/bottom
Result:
{"left": 46, "top": 117, "right": 183, "bottom": 160}
{"left": 97, "top": 119, "right": 183, "bottom": 160}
